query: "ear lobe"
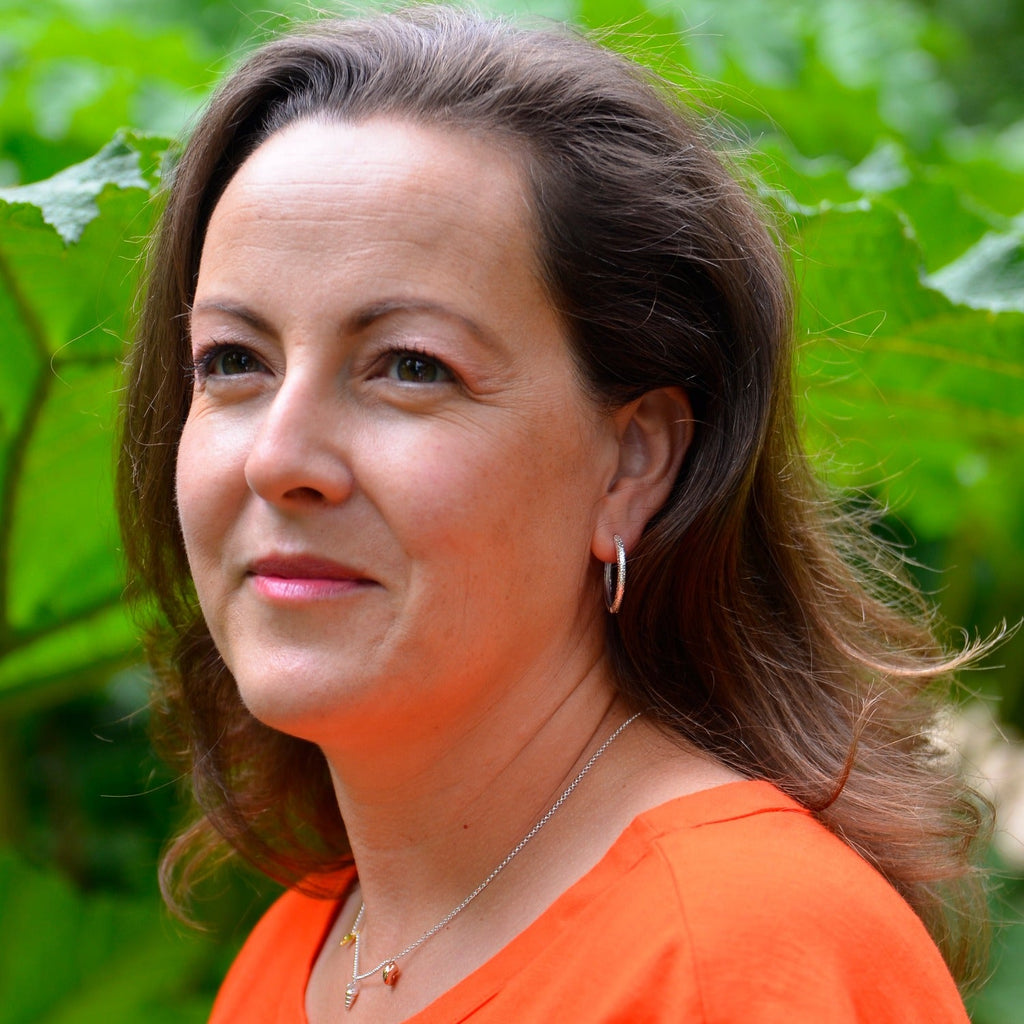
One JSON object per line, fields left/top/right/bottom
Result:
{"left": 592, "top": 387, "right": 693, "bottom": 562}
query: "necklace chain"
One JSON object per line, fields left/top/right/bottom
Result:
{"left": 342, "top": 711, "right": 641, "bottom": 1009}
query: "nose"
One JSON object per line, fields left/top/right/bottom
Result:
{"left": 243, "top": 373, "right": 354, "bottom": 507}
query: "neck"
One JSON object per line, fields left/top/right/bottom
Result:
{"left": 305, "top": 659, "right": 743, "bottom": 1022}
{"left": 321, "top": 654, "right": 628, "bottom": 952}
{"left": 343, "top": 709, "right": 642, "bottom": 1008}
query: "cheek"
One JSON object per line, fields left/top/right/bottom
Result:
{"left": 365, "top": 412, "right": 601, "bottom": 567}
{"left": 174, "top": 412, "right": 244, "bottom": 574}
{"left": 368, "top": 424, "right": 525, "bottom": 530}
{"left": 175, "top": 417, "right": 212, "bottom": 543}
{"left": 175, "top": 419, "right": 201, "bottom": 545}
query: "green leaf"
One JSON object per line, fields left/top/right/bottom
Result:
{"left": 791, "top": 198, "right": 1024, "bottom": 543}
{"left": 0, "top": 131, "right": 166, "bottom": 712}
{"left": 926, "top": 226, "right": 1024, "bottom": 314}
{"left": 0, "top": 133, "right": 151, "bottom": 244}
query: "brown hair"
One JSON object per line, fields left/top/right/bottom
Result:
{"left": 118, "top": 5, "right": 991, "bottom": 985}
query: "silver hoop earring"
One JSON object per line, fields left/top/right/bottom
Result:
{"left": 604, "top": 534, "right": 626, "bottom": 614}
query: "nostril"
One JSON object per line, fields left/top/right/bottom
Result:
{"left": 245, "top": 442, "right": 355, "bottom": 507}
{"left": 283, "top": 485, "right": 332, "bottom": 503}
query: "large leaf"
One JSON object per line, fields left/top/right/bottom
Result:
{"left": 789, "top": 196, "right": 1024, "bottom": 544}
{"left": 0, "top": 132, "right": 169, "bottom": 710}
{"left": 0, "top": 135, "right": 150, "bottom": 244}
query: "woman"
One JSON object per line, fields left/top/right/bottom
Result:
{"left": 118, "top": 7, "right": 990, "bottom": 1022}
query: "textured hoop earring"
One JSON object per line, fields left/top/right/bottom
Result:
{"left": 604, "top": 534, "right": 626, "bottom": 614}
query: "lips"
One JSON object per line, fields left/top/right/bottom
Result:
{"left": 249, "top": 555, "right": 367, "bottom": 580}
{"left": 247, "top": 554, "right": 373, "bottom": 601}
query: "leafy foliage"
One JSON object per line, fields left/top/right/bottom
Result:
{"left": 0, "top": 850, "right": 212, "bottom": 1024}
{"left": 0, "top": 132, "right": 167, "bottom": 708}
{"left": 0, "top": 0, "right": 1020, "bottom": 1019}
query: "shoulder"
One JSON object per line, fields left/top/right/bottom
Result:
{"left": 478, "top": 781, "right": 968, "bottom": 1023}
{"left": 618, "top": 780, "right": 969, "bottom": 1023}
{"left": 641, "top": 780, "right": 899, "bottom": 924}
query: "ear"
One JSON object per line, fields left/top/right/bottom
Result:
{"left": 592, "top": 387, "right": 693, "bottom": 563}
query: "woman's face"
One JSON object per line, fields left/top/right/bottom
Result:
{"left": 176, "top": 118, "right": 623, "bottom": 748}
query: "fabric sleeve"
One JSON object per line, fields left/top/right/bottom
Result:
{"left": 657, "top": 810, "right": 970, "bottom": 1024}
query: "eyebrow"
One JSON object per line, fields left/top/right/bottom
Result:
{"left": 189, "top": 299, "right": 274, "bottom": 334}
{"left": 192, "top": 296, "right": 500, "bottom": 349}
{"left": 351, "top": 299, "right": 499, "bottom": 348}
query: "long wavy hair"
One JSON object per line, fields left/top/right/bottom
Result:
{"left": 118, "top": 6, "right": 992, "bottom": 986}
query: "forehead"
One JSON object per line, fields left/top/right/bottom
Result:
{"left": 210, "top": 116, "right": 537, "bottom": 256}
{"left": 196, "top": 118, "right": 550, "bottom": 325}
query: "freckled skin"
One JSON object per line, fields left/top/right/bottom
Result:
{"left": 176, "top": 119, "right": 624, "bottom": 756}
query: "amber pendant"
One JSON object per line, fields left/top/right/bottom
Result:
{"left": 339, "top": 931, "right": 357, "bottom": 947}
{"left": 344, "top": 981, "right": 360, "bottom": 1010}
{"left": 382, "top": 961, "right": 401, "bottom": 986}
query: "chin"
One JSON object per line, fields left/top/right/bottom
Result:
{"left": 229, "top": 660, "right": 394, "bottom": 745}
{"left": 237, "top": 688, "right": 347, "bottom": 745}
{"left": 225, "top": 656, "right": 344, "bottom": 735}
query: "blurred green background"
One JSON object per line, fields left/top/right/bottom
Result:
{"left": 0, "top": 0, "right": 1021, "bottom": 1019}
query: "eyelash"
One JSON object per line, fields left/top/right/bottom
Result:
{"left": 378, "top": 344, "right": 455, "bottom": 384}
{"left": 189, "top": 342, "right": 456, "bottom": 386}
{"left": 190, "top": 342, "right": 265, "bottom": 383}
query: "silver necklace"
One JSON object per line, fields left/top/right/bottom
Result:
{"left": 340, "top": 712, "right": 641, "bottom": 1010}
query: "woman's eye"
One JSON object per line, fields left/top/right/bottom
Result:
{"left": 198, "top": 346, "right": 263, "bottom": 377}
{"left": 385, "top": 352, "right": 452, "bottom": 384}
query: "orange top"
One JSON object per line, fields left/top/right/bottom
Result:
{"left": 209, "top": 780, "right": 969, "bottom": 1023}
